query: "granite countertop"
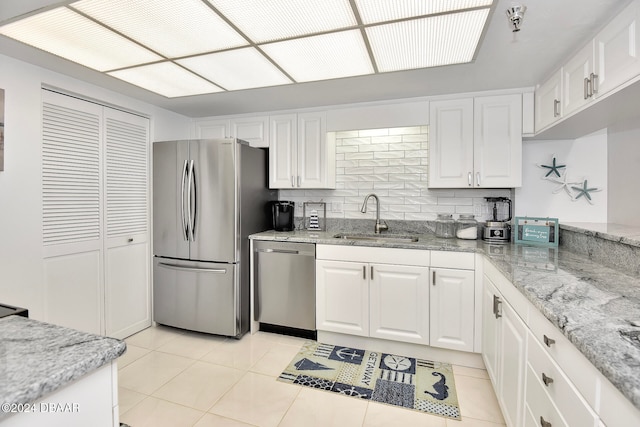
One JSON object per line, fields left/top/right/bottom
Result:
{"left": 0, "top": 316, "right": 126, "bottom": 418}
{"left": 250, "top": 229, "right": 640, "bottom": 411}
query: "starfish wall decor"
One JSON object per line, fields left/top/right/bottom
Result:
{"left": 538, "top": 155, "right": 600, "bottom": 204}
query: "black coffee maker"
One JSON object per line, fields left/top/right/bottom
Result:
{"left": 271, "top": 201, "right": 295, "bottom": 231}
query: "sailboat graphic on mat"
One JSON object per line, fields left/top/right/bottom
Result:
{"left": 295, "top": 358, "right": 333, "bottom": 371}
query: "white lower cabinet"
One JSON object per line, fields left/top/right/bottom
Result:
{"left": 483, "top": 273, "right": 527, "bottom": 427}
{"left": 369, "top": 263, "right": 429, "bottom": 344}
{"left": 315, "top": 259, "right": 369, "bottom": 337}
{"left": 429, "top": 267, "right": 475, "bottom": 352}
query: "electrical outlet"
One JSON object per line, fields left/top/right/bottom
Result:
{"left": 332, "top": 201, "right": 343, "bottom": 213}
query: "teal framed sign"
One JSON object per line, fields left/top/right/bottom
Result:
{"left": 514, "top": 217, "right": 559, "bottom": 247}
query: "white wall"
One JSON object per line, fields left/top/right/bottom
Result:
{"left": 281, "top": 126, "right": 511, "bottom": 222}
{"left": 0, "top": 54, "right": 190, "bottom": 320}
{"left": 515, "top": 129, "right": 608, "bottom": 223}
{"left": 607, "top": 119, "right": 640, "bottom": 226}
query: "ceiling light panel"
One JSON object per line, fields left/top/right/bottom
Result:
{"left": 355, "top": 0, "right": 493, "bottom": 24}
{"left": 261, "top": 30, "right": 374, "bottom": 82}
{"left": 108, "top": 62, "right": 223, "bottom": 98}
{"left": 207, "top": 0, "right": 357, "bottom": 43}
{"left": 72, "top": 0, "right": 247, "bottom": 58}
{"left": 177, "top": 48, "right": 292, "bottom": 91}
{"left": 366, "top": 9, "right": 490, "bottom": 72}
{"left": 0, "top": 7, "right": 161, "bottom": 72}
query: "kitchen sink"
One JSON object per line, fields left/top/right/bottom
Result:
{"left": 333, "top": 233, "right": 419, "bottom": 243}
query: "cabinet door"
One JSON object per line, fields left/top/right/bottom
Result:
{"left": 297, "top": 112, "right": 333, "bottom": 188}
{"left": 498, "top": 298, "right": 528, "bottom": 427}
{"left": 231, "top": 116, "right": 269, "bottom": 148}
{"left": 316, "top": 260, "right": 369, "bottom": 336}
{"left": 482, "top": 275, "right": 500, "bottom": 384}
{"left": 473, "top": 94, "right": 522, "bottom": 188}
{"left": 269, "top": 114, "right": 297, "bottom": 188}
{"left": 369, "top": 263, "right": 429, "bottom": 344}
{"left": 563, "top": 42, "right": 595, "bottom": 116}
{"left": 193, "top": 119, "right": 230, "bottom": 139}
{"left": 428, "top": 98, "right": 474, "bottom": 188}
{"left": 429, "top": 268, "right": 475, "bottom": 352}
{"left": 535, "top": 70, "right": 562, "bottom": 132}
{"left": 594, "top": 0, "right": 640, "bottom": 96}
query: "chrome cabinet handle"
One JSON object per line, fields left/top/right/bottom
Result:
{"left": 291, "top": 176, "right": 295, "bottom": 187}
{"left": 540, "top": 416, "right": 552, "bottom": 427}
{"left": 590, "top": 72, "right": 599, "bottom": 94}
{"left": 584, "top": 77, "right": 590, "bottom": 99}
{"left": 297, "top": 175, "right": 301, "bottom": 187}
{"left": 432, "top": 270, "right": 436, "bottom": 285}
{"left": 553, "top": 99, "right": 560, "bottom": 117}
{"left": 127, "top": 237, "right": 134, "bottom": 243}
{"left": 542, "top": 372, "right": 554, "bottom": 386}
{"left": 493, "top": 295, "right": 502, "bottom": 319}
{"left": 468, "top": 172, "right": 472, "bottom": 186}
{"left": 363, "top": 265, "right": 366, "bottom": 280}
{"left": 543, "top": 334, "right": 556, "bottom": 347}
{"left": 181, "top": 160, "right": 189, "bottom": 241}
{"left": 476, "top": 172, "right": 480, "bottom": 187}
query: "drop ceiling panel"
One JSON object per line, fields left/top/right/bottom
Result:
{"left": 261, "top": 30, "right": 374, "bottom": 82}
{"left": 177, "top": 48, "right": 293, "bottom": 91}
{"left": 72, "top": 0, "right": 248, "bottom": 58}
{"left": 0, "top": 7, "right": 161, "bottom": 71}
{"left": 207, "top": 0, "right": 357, "bottom": 42}
{"left": 108, "top": 62, "right": 223, "bottom": 98}
{"left": 367, "top": 9, "right": 490, "bottom": 72}
{"left": 355, "top": 0, "right": 493, "bottom": 24}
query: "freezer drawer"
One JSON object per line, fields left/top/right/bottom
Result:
{"left": 254, "top": 241, "right": 316, "bottom": 331}
{"left": 153, "top": 258, "right": 240, "bottom": 336}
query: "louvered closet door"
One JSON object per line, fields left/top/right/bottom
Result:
{"left": 104, "top": 107, "right": 151, "bottom": 339}
{"left": 42, "top": 90, "right": 103, "bottom": 334}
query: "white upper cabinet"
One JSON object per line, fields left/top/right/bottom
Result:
{"left": 269, "top": 111, "right": 335, "bottom": 189}
{"left": 474, "top": 94, "right": 522, "bottom": 188}
{"left": 193, "top": 118, "right": 230, "bottom": 139}
{"left": 231, "top": 116, "right": 269, "bottom": 147}
{"left": 594, "top": 0, "right": 640, "bottom": 96}
{"left": 563, "top": 42, "right": 595, "bottom": 116}
{"left": 429, "top": 94, "right": 522, "bottom": 188}
{"left": 535, "top": 70, "right": 563, "bottom": 132}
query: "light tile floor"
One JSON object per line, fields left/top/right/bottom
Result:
{"left": 119, "top": 325, "right": 506, "bottom": 427}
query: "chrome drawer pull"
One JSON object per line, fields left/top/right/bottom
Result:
{"left": 493, "top": 295, "right": 502, "bottom": 319}
{"left": 542, "top": 372, "right": 554, "bottom": 386}
{"left": 543, "top": 335, "right": 556, "bottom": 347}
{"left": 540, "top": 416, "right": 552, "bottom": 427}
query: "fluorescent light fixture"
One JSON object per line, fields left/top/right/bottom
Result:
{"left": 108, "top": 62, "right": 223, "bottom": 97}
{"left": 72, "top": 0, "right": 248, "bottom": 58}
{"left": 207, "top": 0, "right": 357, "bottom": 42}
{"left": 261, "top": 30, "right": 374, "bottom": 82}
{"left": 356, "top": 0, "right": 493, "bottom": 24}
{"left": 0, "top": 7, "right": 161, "bottom": 72}
{"left": 367, "top": 9, "right": 490, "bottom": 72}
{"left": 177, "top": 48, "right": 292, "bottom": 91}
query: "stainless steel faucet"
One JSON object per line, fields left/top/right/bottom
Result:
{"left": 361, "top": 193, "right": 388, "bottom": 234}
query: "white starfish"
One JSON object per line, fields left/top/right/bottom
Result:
{"left": 546, "top": 171, "right": 581, "bottom": 197}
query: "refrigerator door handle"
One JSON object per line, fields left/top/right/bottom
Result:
{"left": 158, "top": 262, "right": 227, "bottom": 274}
{"left": 187, "top": 160, "right": 197, "bottom": 241}
{"left": 180, "top": 159, "right": 189, "bottom": 241}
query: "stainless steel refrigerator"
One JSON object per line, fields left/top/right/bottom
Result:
{"left": 152, "top": 138, "right": 275, "bottom": 337}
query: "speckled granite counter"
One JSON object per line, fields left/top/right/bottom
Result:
{"left": 250, "top": 229, "right": 640, "bottom": 410}
{"left": 0, "top": 316, "right": 126, "bottom": 418}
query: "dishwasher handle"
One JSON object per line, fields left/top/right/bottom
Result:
{"left": 256, "top": 248, "right": 299, "bottom": 255}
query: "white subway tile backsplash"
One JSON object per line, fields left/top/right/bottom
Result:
{"left": 282, "top": 125, "right": 512, "bottom": 221}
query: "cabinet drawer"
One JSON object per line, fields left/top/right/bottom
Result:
{"left": 316, "top": 244, "right": 429, "bottom": 266}
{"left": 527, "top": 305, "right": 598, "bottom": 407}
{"left": 430, "top": 251, "right": 474, "bottom": 269}
{"left": 527, "top": 331, "right": 598, "bottom": 427}
{"left": 525, "top": 363, "right": 568, "bottom": 427}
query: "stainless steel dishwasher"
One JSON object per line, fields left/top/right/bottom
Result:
{"left": 254, "top": 240, "right": 316, "bottom": 331}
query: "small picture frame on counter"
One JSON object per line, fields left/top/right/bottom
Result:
{"left": 514, "top": 216, "right": 559, "bottom": 247}
{"left": 303, "top": 202, "right": 326, "bottom": 231}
